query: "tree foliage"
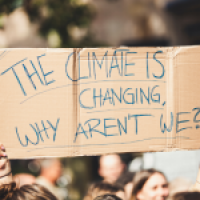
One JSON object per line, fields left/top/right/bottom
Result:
{"left": 0, "top": 0, "right": 102, "bottom": 47}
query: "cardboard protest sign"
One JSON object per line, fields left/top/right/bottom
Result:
{"left": 0, "top": 46, "right": 200, "bottom": 159}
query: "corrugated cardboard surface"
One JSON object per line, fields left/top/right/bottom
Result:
{"left": 0, "top": 46, "right": 199, "bottom": 159}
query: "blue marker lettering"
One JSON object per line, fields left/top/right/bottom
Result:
{"left": 103, "top": 89, "right": 113, "bottom": 106}
{"left": 117, "top": 117, "right": 127, "bottom": 135}
{"left": 124, "top": 52, "right": 136, "bottom": 76}
{"left": 123, "top": 88, "right": 135, "bottom": 104}
{"left": 79, "top": 88, "right": 94, "bottom": 109}
{"left": 15, "top": 127, "right": 40, "bottom": 147}
{"left": 92, "top": 51, "right": 108, "bottom": 79}
{"left": 1, "top": 58, "right": 27, "bottom": 96}
{"left": 85, "top": 118, "right": 106, "bottom": 137}
{"left": 78, "top": 51, "right": 89, "bottom": 80}
{"left": 153, "top": 51, "right": 165, "bottom": 79}
{"left": 128, "top": 114, "right": 152, "bottom": 134}
{"left": 192, "top": 108, "right": 200, "bottom": 123}
{"left": 111, "top": 88, "right": 122, "bottom": 105}
{"left": 146, "top": 52, "right": 149, "bottom": 79}
{"left": 140, "top": 87, "right": 150, "bottom": 104}
{"left": 37, "top": 54, "right": 55, "bottom": 85}
{"left": 74, "top": 123, "right": 88, "bottom": 142}
{"left": 104, "top": 118, "right": 118, "bottom": 136}
{"left": 109, "top": 51, "right": 121, "bottom": 77}
{"left": 115, "top": 49, "right": 129, "bottom": 75}
{"left": 160, "top": 112, "right": 173, "bottom": 133}
{"left": 47, "top": 118, "right": 60, "bottom": 141}
{"left": 41, "top": 120, "right": 49, "bottom": 139}
{"left": 30, "top": 123, "right": 44, "bottom": 142}
{"left": 151, "top": 85, "right": 160, "bottom": 103}
{"left": 176, "top": 112, "right": 192, "bottom": 133}
{"left": 22, "top": 60, "right": 44, "bottom": 90}
{"left": 65, "top": 52, "right": 77, "bottom": 81}
{"left": 93, "top": 88, "right": 103, "bottom": 107}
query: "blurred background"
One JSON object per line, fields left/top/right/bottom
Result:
{"left": 1, "top": 0, "right": 200, "bottom": 200}
{"left": 0, "top": 0, "right": 200, "bottom": 48}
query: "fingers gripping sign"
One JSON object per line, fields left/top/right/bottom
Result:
{"left": 0, "top": 144, "right": 12, "bottom": 185}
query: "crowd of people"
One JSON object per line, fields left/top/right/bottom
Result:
{"left": 1, "top": 143, "right": 200, "bottom": 200}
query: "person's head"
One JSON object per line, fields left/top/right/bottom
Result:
{"left": 94, "top": 194, "right": 123, "bottom": 200}
{"left": 85, "top": 181, "right": 125, "bottom": 200}
{"left": 99, "top": 154, "right": 125, "bottom": 183}
{"left": 116, "top": 172, "right": 135, "bottom": 200}
{"left": 0, "top": 182, "right": 58, "bottom": 200}
{"left": 13, "top": 173, "right": 36, "bottom": 187}
{"left": 39, "top": 159, "right": 62, "bottom": 184}
{"left": 131, "top": 169, "right": 169, "bottom": 200}
{"left": 170, "top": 192, "right": 200, "bottom": 200}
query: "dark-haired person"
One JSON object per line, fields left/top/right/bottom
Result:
{"left": 115, "top": 172, "right": 135, "bottom": 200}
{"left": 0, "top": 182, "right": 58, "bottom": 200}
{"left": 0, "top": 144, "right": 63, "bottom": 200}
{"left": 84, "top": 181, "right": 125, "bottom": 200}
{"left": 131, "top": 169, "right": 169, "bottom": 200}
{"left": 170, "top": 191, "right": 200, "bottom": 200}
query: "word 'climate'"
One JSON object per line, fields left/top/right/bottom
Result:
{"left": 0, "top": 49, "right": 165, "bottom": 96}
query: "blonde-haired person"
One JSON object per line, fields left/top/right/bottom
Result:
{"left": 130, "top": 167, "right": 200, "bottom": 200}
{"left": 130, "top": 169, "right": 169, "bottom": 200}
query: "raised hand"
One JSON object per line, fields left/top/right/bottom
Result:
{"left": 0, "top": 144, "right": 12, "bottom": 185}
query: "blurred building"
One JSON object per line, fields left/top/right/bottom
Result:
{"left": 0, "top": 0, "right": 200, "bottom": 47}
{"left": 90, "top": 0, "right": 200, "bottom": 46}
{"left": 143, "top": 150, "right": 200, "bottom": 183}
{"left": 90, "top": 0, "right": 168, "bottom": 46}
{"left": 164, "top": 0, "right": 200, "bottom": 45}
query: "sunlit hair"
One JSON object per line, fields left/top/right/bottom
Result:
{"left": 84, "top": 181, "right": 124, "bottom": 200}
{"left": 0, "top": 182, "right": 58, "bottom": 200}
{"left": 131, "top": 168, "right": 167, "bottom": 200}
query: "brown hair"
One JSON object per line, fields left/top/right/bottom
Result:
{"left": 0, "top": 182, "right": 58, "bottom": 200}
{"left": 84, "top": 181, "right": 124, "bottom": 200}
{"left": 171, "top": 192, "right": 200, "bottom": 200}
{"left": 116, "top": 172, "right": 135, "bottom": 187}
{"left": 131, "top": 169, "right": 167, "bottom": 200}
{"left": 94, "top": 194, "right": 122, "bottom": 200}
